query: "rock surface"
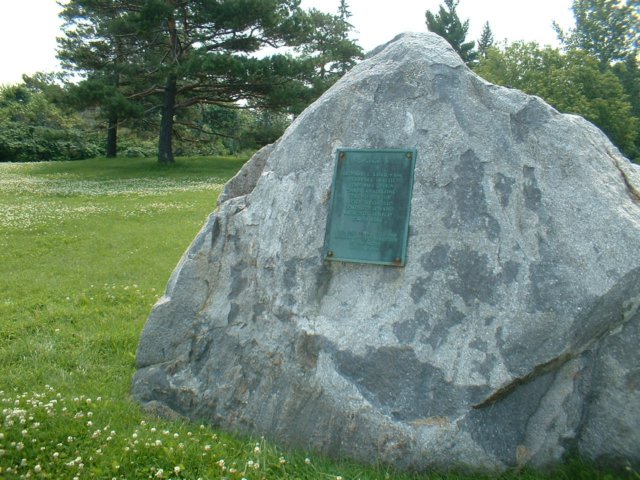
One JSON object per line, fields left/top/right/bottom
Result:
{"left": 132, "top": 32, "right": 640, "bottom": 471}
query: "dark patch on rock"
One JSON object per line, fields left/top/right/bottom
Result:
{"left": 494, "top": 174, "right": 515, "bottom": 207}
{"left": 393, "top": 318, "right": 420, "bottom": 343}
{"left": 523, "top": 166, "right": 543, "bottom": 213}
{"left": 510, "top": 98, "right": 552, "bottom": 142}
{"left": 227, "top": 302, "right": 239, "bottom": 324}
{"left": 295, "top": 331, "right": 322, "bottom": 370}
{"left": 465, "top": 370, "right": 556, "bottom": 465}
{"left": 335, "top": 346, "right": 486, "bottom": 421}
{"left": 228, "top": 261, "right": 248, "bottom": 299}
{"left": 443, "top": 150, "right": 500, "bottom": 241}
{"left": 420, "top": 303, "right": 464, "bottom": 350}
{"left": 420, "top": 244, "right": 449, "bottom": 271}
{"left": 448, "top": 248, "right": 498, "bottom": 306}
{"left": 410, "top": 276, "right": 430, "bottom": 302}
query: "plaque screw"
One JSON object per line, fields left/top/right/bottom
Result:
{"left": 339, "top": 152, "right": 345, "bottom": 161}
{"left": 406, "top": 152, "right": 412, "bottom": 160}
{"left": 327, "top": 251, "right": 334, "bottom": 257}
{"left": 394, "top": 258, "right": 402, "bottom": 264}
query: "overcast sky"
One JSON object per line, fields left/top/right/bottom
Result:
{"left": 0, "top": 0, "right": 574, "bottom": 86}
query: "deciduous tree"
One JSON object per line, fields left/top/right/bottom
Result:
{"left": 554, "top": 0, "right": 639, "bottom": 64}
{"left": 475, "top": 42, "right": 638, "bottom": 159}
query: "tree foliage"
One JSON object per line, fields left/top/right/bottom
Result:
{"left": 475, "top": 42, "right": 638, "bottom": 158}
{"left": 554, "top": 0, "right": 639, "bottom": 64}
{"left": 57, "top": 0, "right": 362, "bottom": 164}
{"left": 477, "top": 21, "right": 495, "bottom": 59}
{"left": 0, "top": 82, "right": 102, "bottom": 162}
{"left": 426, "top": 0, "right": 477, "bottom": 64}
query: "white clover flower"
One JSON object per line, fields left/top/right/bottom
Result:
{"left": 34, "top": 464, "right": 42, "bottom": 473}
{"left": 20, "top": 458, "right": 28, "bottom": 466}
{"left": 16, "top": 442, "right": 24, "bottom": 450}
{"left": 204, "top": 445, "right": 211, "bottom": 451}
{"left": 155, "top": 439, "right": 162, "bottom": 447}
{"left": 150, "top": 427, "right": 156, "bottom": 433}
{"left": 155, "top": 468, "right": 164, "bottom": 478}
{"left": 174, "top": 465, "right": 181, "bottom": 474}
{"left": 304, "top": 457, "right": 311, "bottom": 464}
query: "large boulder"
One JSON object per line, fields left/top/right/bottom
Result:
{"left": 132, "top": 32, "right": 640, "bottom": 471}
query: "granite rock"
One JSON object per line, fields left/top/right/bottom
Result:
{"left": 132, "top": 32, "right": 640, "bottom": 471}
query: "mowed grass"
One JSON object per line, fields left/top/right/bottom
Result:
{"left": 0, "top": 157, "right": 634, "bottom": 479}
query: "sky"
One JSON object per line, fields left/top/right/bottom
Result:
{"left": 0, "top": 0, "right": 575, "bottom": 86}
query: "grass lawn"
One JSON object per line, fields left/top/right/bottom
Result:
{"left": 0, "top": 156, "right": 634, "bottom": 479}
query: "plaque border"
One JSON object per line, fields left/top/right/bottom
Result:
{"left": 323, "top": 148, "right": 417, "bottom": 267}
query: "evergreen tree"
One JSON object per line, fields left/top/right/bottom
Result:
{"left": 58, "top": 0, "right": 144, "bottom": 157}
{"left": 477, "top": 21, "right": 495, "bottom": 59}
{"left": 338, "top": 0, "right": 352, "bottom": 21}
{"left": 297, "top": 7, "right": 362, "bottom": 87}
{"left": 426, "top": 0, "right": 477, "bottom": 64}
{"left": 58, "top": 0, "right": 362, "bottom": 164}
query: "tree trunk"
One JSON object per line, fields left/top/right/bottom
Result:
{"left": 106, "top": 115, "right": 118, "bottom": 158}
{"left": 158, "top": 74, "right": 177, "bottom": 164}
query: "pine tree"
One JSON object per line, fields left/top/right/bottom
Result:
{"left": 477, "top": 21, "right": 495, "bottom": 59}
{"left": 338, "top": 0, "right": 352, "bottom": 21}
{"left": 58, "top": 0, "right": 145, "bottom": 157}
{"left": 59, "top": 0, "right": 362, "bottom": 164}
{"left": 425, "top": 0, "right": 477, "bottom": 64}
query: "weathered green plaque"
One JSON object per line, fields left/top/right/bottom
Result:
{"left": 323, "top": 148, "right": 417, "bottom": 266}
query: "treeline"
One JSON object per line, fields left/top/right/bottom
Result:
{"left": 1, "top": 0, "right": 362, "bottom": 163}
{"left": 1, "top": 0, "right": 638, "bottom": 163}
{"left": 429, "top": 0, "right": 640, "bottom": 161}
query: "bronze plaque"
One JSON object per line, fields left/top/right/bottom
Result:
{"left": 323, "top": 148, "right": 417, "bottom": 266}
